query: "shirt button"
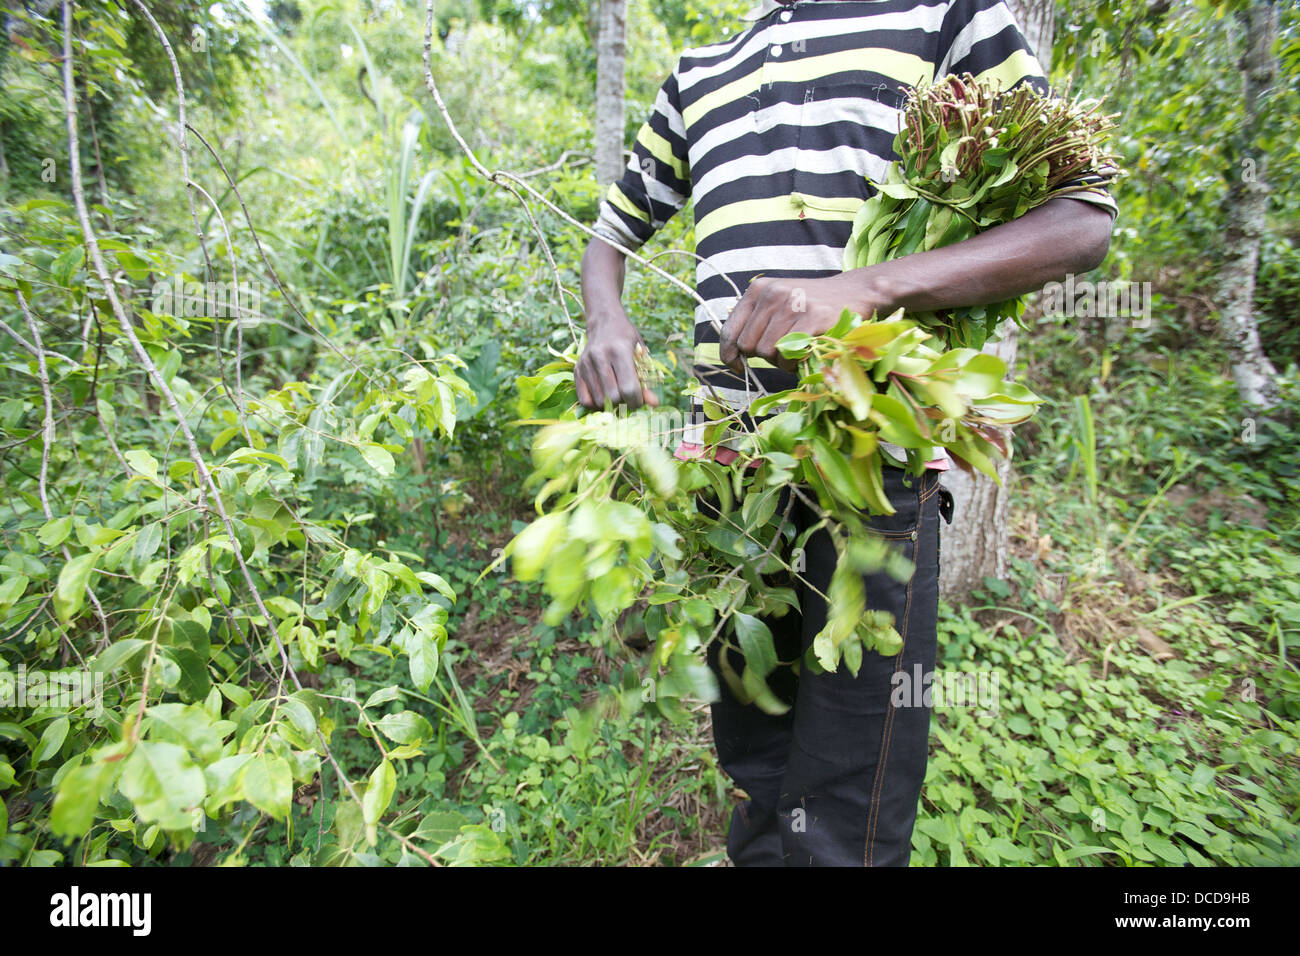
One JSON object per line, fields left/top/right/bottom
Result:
{"left": 779, "top": 9, "right": 792, "bottom": 19}
{"left": 771, "top": 44, "right": 782, "bottom": 56}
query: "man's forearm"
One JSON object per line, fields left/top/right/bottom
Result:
{"left": 575, "top": 235, "right": 658, "bottom": 408}
{"left": 580, "top": 236, "right": 629, "bottom": 332}
{"left": 717, "top": 197, "right": 1113, "bottom": 371}
{"left": 844, "top": 197, "right": 1114, "bottom": 318}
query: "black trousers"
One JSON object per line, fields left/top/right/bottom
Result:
{"left": 706, "top": 466, "right": 946, "bottom": 866}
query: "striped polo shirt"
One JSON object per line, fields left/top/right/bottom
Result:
{"left": 591, "top": 0, "right": 1118, "bottom": 450}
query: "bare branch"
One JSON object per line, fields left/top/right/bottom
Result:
{"left": 14, "top": 288, "right": 104, "bottom": 655}
{"left": 61, "top": 0, "right": 290, "bottom": 680}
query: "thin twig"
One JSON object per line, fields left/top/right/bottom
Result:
{"left": 185, "top": 176, "right": 252, "bottom": 444}
{"left": 182, "top": 121, "right": 375, "bottom": 384}
{"left": 12, "top": 289, "right": 103, "bottom": 655}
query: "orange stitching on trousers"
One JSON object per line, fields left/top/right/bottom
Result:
{"left": 864, "top": 472, "right": 934, "bottom": 865}
{"left": 865, "top": 473, "right": 938, "bottom": 864}
{"left": 864, "top": 545, "right": 915, "bottom": 867}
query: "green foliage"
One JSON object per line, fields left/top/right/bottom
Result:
{"left": 1256, "top": 236, "right": 1300, "bottom": 366}
{"left": 0, "top": 201, "right": 475, "bottom": 859}
{"left": 910, "top": 326, "right": 1300, "bottom": 866}
{"left": 915, "top": 596, "right": 1298, "bottom": 866}
{"left": 0, "top": 0, "right": 1295, "bottom": 868}
{"left": 1057, "top": 0, "right": 1300, "bottom": 340}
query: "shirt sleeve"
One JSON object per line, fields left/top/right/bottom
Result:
{"left": 933, "top": 0, "right": 1119, "bottom": 220}
{"left": 591, "top": 64, "right": 693, "bottom": 253}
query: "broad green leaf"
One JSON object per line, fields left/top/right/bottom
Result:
{"left": 93, "top": 639, "right": 147, "bottom": 675}
{"left": 54, "top": 551, "right": 98, "bottom": 621}
{"left": 416, "top": 571, "right": 456, "bottom": 602}
{"left": 812, "top": 437, "right": 866, "bottom": 509}
{"left": 414, "top": 810, "right": 470, "bottom": 845}
{"left": 240, "top": 753, "right": 294, "bottom": 821}
{"left": 509, "top": 512, "right": 567, "bottom": 582}
{"left": 834, "top": 357, "right": 874, "bottom": 420}
{"left": 33, "top": 716, "right": 70, "bottom": 766}
{"left": 364, "top": 686, "right": 401, "bottom": 709}
{"left": 280, "top": 697, "right": 317, "bottom": 741}
{"left": 376, "top": 710, "right": 433, "bottom": 746}
{"left": 124, "top": 449, "right": 159, "bottom": 482}
{"left": 119, "top": 741, "right": 207, "bottom": 831}
{"left": 362, "top": 759, "right": 397, "bottom": 835}
{"left": 0, "top": 574, "right": 28, "bottom": 606}
{"left": 733, "top": 613, "right": 778, "bottom": 677}
{"left": 740, "top": 665, "right": 790, "bottom": 716}
{"left": 360, "top": 443, "right": 395, "bottom": 476}
{"left": 204, "top": 754, "right": 253, "bottom": 813}
{"left": 38, "top": 516, "right": 72, "bottom": 548}
{"left": 407, "top": 632, "right": 439, "bottom": 693}
{"left": 146, "top": 703, "right": 224, "bottom": 764}
{"left": 51, "top": 760, "right": 115, "bottom": 837}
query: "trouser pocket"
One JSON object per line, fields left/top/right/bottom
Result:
{"left": 936, "top": 484, "right": 953, "bottom": 581}
{"left": 937, "top": 486, "right": 954, "bottom": 526}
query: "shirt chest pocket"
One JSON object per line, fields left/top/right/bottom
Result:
{"left": 791, "top": 78, "right": 907, "bottom": 200}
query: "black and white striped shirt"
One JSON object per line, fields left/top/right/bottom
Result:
{"left": 592, "top": 0, "right": 1118, "bottom": 446}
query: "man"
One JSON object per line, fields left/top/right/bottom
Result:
{"left": 577, "top": 0, "right": 1115, "bottom": 866}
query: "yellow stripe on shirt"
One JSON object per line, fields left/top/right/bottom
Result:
{"left": 606, "top": 183, "right": 650, "bottom": 223}
{"left": 636, "top": 126, "right": 689, "bottom": 183}
{"left": 695, "top": 193, "right": 863, "bottom": 244}
{"left": 682, "top": 47, "right": 932, "bottom": 131}
{"left": 973, "top": 48, "right": 1042, "bottom": 92}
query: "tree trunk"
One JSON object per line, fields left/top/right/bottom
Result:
{"left": 594, "top": 0, "right": 628, "bottom": 188}
{"left": 938, "top": 0, "right": 1053, "bottom": 602}
{"left": 1011, "top": 0, "right": 1056, "bottom": 68}
{"left": 939, "top": 333, "right": 1018, "bottom": 601}
{"left": 1219, "top": 0, "right": 1280, "bottom": 410}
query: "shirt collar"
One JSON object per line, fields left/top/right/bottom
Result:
{"left": 741, "top": 0, "right": 796, "bottom": 22}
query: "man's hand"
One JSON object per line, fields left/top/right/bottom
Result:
{"left": 719, "top": 273, "right": 885, "bottom": 374}
{"left": 578, "top": 235, "right": 659, "bottom": 411}
{"left": 575, "top": 311, "right": 660, "bottom": 411}
{"left": 718, "top": 197, "right": 1113, "bottom": 375}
